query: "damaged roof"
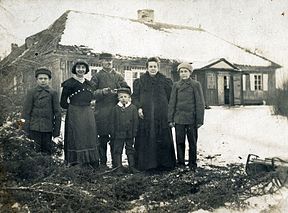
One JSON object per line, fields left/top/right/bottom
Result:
{"left": 0, "top": 10, "right": 281, "bottom": 69}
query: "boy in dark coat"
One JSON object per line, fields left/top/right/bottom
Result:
{"left": 110, "top": 88, "right": 139, "bottom": 173}
{"left": 168, "top": 62, "right": 205, "bottom": 171}
{"left": 22, "top": 68, "right": 61, "bottom": 154}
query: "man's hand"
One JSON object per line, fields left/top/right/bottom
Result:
{"left": 102, "top": 87, "right": 111, "bottom": 95}
{"left": 168, "top": 122, "right": 175, "bottom": 128}
{"left": 52, "top": 136, "right": 63, "bottom": 144}
{"left": 138, "top": 108, "right": 144, "bottom": 119}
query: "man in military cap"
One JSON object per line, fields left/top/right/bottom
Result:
{"left": 91, "top": 53, "right": 129, "bottom": 169}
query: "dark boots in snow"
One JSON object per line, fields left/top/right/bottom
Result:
{"left": 128, "top": 154, "right": 140, "bottom": 174}
{"left": 114, "top": 154, "right": 124, "bottom": 174}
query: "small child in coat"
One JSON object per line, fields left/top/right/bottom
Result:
{"left": 168, "top": 63, "right": 205, "bottom": 171}
{"left": 110, "top": 87, "right": 139, "bottom": 173}
{"left": 22, "top": 68, "right": 61, "bottom": 154}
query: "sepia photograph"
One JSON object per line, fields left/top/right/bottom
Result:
{"left": 1, "top": 0, "right": 288, "bottom": 212}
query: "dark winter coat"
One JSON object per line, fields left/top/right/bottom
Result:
{"left": 110, "top": 103, "right": 138, "bottom": 139}
{"left": 132, "top": 72, "right": 176, "bottom": 171}
{"left": 90, "top": 69, "right": 128, "bottom": 135}
{"left": 168, "top": 78, "right": 205, "bottom": 125}
{"left": 22, "top": 85, "right": 61, "bottom": 137}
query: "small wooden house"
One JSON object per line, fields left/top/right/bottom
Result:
{"left": 191, "top": 58, "right": 278, "bottom": 105}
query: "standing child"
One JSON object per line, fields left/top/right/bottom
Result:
{"left": 110, "top": 88, "right": 139, "bottom": 173}
{"left": 168, "top": 63, "right": 205, "bottom": 171}
{"left": 22, "top": 67, "right": 61, "bottom": 154}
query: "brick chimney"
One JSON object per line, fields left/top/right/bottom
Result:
{"left": 11, "top": 43, "right": 18, "bottom": 52}
{"left": 137, "top": 9, "right": 154, "bottom": 23}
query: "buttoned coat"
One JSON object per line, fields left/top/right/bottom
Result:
{"left": 168, "top": 78, "right": 205, "bottom": 126}
{"left": 90, "top": 69, "right": 128, "bottom": 135}
{"left": 110, "top": 103, "right": 138, "bottom": 139}
{"left": 22, "top": 86, "right": 61, "bottom": 137}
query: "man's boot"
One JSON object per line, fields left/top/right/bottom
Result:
{"left": 176, "top": 143, "right": 186, "bottom": 167}
{"left": 99, "top": 136, "right": 109, "bottom": 167}
{"left": 114, "top": 154, "right": 124, "bottom": 174}
{"left": 127, "top": 154, "right": 140, "bottom": 174}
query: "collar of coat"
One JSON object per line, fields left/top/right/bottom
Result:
{"left": 36, "top": 85, "right": 52, "bottom": 92}
{"left": 73, "top": 75, "right": 85, "bottom": 83}
{"left": 117, "top": 101, "right": 131, "bottom": 108}
{"left": 142, "top": 71, "right": 165, "bottom": 81}
{"left": 176, "top": 78, "right": 198, "bottom": 92}
{"left": 61, "top": 77, "right": 93, "bottom": 88}
{"left": 101, "top": 68, "right": 116, "bottom": 74}
{"left": 179, "top": 78, "right": 193, "bottom": 85}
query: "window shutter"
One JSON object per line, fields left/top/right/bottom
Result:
{"left": 250, "top": 74, "right": 255, "bottom": 91}
{"left": 242, "top": 75, "right": 246, "bottom": 91}
{"left": 263, "top": 74, "right": 268, "bottom": 91}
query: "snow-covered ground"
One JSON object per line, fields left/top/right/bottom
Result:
{"left": 197, "top": 105, "right": 288, "bottom": 166}
{"left": 193, "top": 105, "right": 288, "bottom": 213}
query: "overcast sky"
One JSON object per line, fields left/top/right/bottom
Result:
{"left": 1, "top": 0, "right": 288, "bottom": 68}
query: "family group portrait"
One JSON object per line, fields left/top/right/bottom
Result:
{"left": 1, "top": 0, "right": 288, "bottom": 212}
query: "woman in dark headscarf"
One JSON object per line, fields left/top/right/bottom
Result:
{"left": 60, "top": 60, "right": 99, "bottom": 168}
{"left": 132, "top": 57, "right": 176, "bottom": 171}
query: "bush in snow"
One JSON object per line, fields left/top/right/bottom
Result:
{"left": 0, "top": 72, "right": 25, "bottom": 125}
{"left": 0, "top": 119, "right": 63, "bottom": 181}
{"left": 270, "top": 81, "right": 288, "bottom": 118}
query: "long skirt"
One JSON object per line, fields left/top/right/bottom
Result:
{"left": 135, "top": 125, "right": 176, "bottom": 171}
{"left": 64, "top": 104, "right": 99, "bottom": 165}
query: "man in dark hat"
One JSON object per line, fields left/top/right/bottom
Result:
{"left": 91, "top": 53, "right": 129, "bottom": 169}
{"left": 22, "top": 67, "right": 61, "bottom": 154}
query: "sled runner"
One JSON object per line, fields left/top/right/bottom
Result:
{"left": 246, "top": 154, "right": 288, "bottom": 187}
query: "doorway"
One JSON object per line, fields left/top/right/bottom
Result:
{"left": 224, "top": 76, "right": 230, "bottom": 104}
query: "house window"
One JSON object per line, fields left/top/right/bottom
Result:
{"left": 125, "top": 68, "right": 146, "bottom": 91}
{"left": 249, "top": 74, "right": 268, "bottom": 91}
{"left": 207, "top": 73, "right": 216, "bottom": 89}
{"left": 254, "top": 74, "right": 262, "bottom": 90}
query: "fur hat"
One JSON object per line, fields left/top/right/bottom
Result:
{"left": 117, "top": 87, "right": 131, "bottom": 95}
{"left": 177, "top": 62, "right": 193, "bottom": 72}
{"left": 35, "top": 67, "right": 52, "bottom": 79}
{"left": 99, "top": 53, "right": 113, "bottom": 60}
{"left": 71, "top": 60, "right": 89, "bottom": 74}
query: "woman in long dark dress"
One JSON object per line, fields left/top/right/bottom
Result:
{"left": 132, "top": 57, "right": 176, "bottom": 171}
{"left": 60, "top": 60, "right": 99, "bottom": 167}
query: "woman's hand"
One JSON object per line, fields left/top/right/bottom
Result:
{"left": 138, "top": 108, "right": 144, "bottom": 119}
